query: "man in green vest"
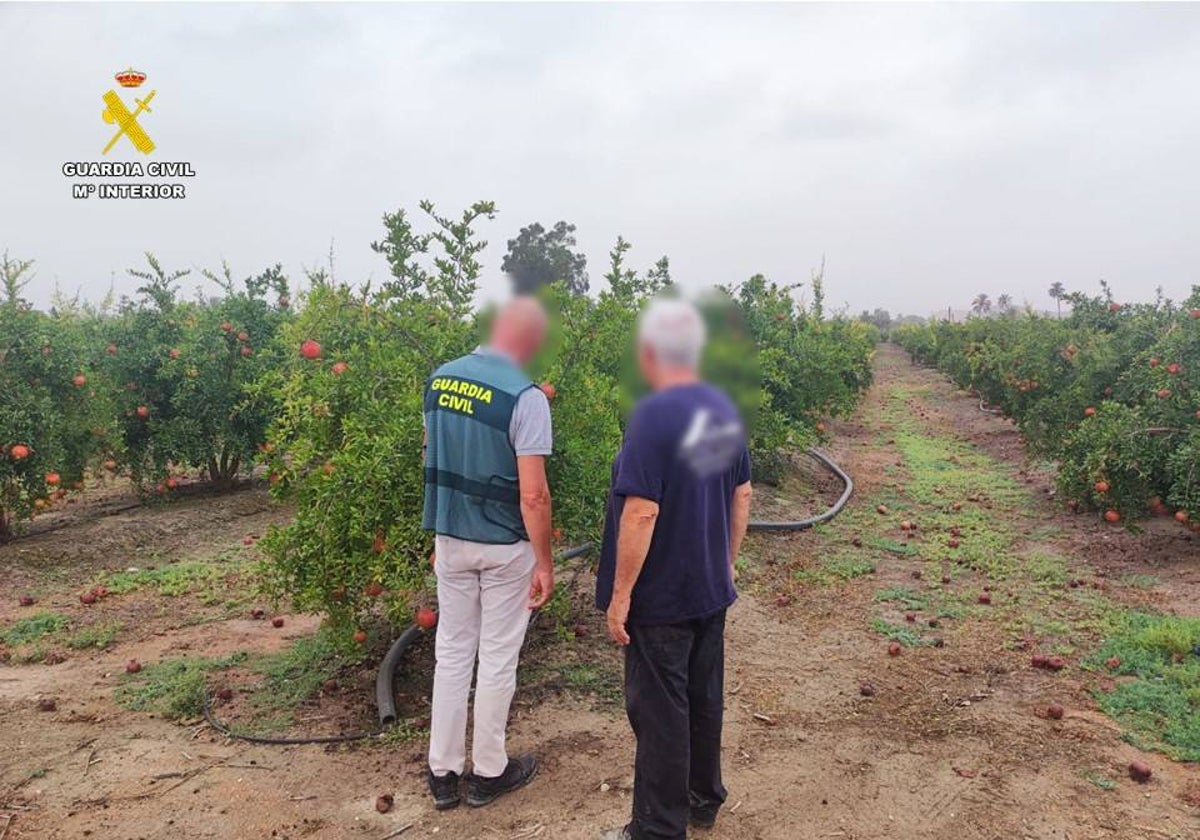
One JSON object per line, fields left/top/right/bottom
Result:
{"left": 423, "top": 296, "right": 555, "bottom": 810}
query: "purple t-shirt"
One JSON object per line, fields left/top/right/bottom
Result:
{"left": 596, "top": 383, "right": 751, "bottom": 625}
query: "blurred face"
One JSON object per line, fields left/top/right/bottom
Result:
{"left": 512, "top": 321, "right": 547, "bottom": 365}
{"left": 490, "top": 297, "right": 548, "bottom": 365}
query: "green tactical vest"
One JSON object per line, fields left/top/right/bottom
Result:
{"left": 422, "top": 350, "right": 535, "bottom": 544}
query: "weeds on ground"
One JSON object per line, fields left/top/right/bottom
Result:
{"left": 868, "top": 618, "right": 930, "bottom": 647}
{"left": 116, "top": 627, "right": 361, "bottom": 730}
{"left": 874, "top": 586, "right": 928, "bottom": 611}
{"left": 3, "top": 612, "right": 70, "bottom": 646}
{"left": 66, "top": 621, "right": 124, "bottom": 650}
{"left": 1085, "top": 611, "right": 1200, "bottom": 761}
{"left": 246, "top": 627, "right": 361, "bottom": 716}
{"left": 116, "top": 652, "right": 249, "bottom": 719}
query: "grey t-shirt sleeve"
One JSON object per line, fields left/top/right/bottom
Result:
{"left": 509, "top": 386, "right": 553, "bottom": 456}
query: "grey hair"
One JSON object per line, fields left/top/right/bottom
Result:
{"left": 638, "top": 298, "right": 707, "bottom": 368}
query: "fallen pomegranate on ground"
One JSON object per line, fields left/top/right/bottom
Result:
{"left": 1128, "top": 761, "right": 1152, "bottom": 783}
{"left": 415, "top": 607, "right": 438, "bottom": 630}
{"left": 271, "top": 616, "right": 285, "bottom": 628}
{"left": 887, "top": 642, "right": 902, "bottom": 657}
{"left": 125, "top": 659, "right": 141, "bottom": 673}
{"left": 1046, "top": 704, "right": 1064, "bottom": 720}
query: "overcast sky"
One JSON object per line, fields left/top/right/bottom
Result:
{"left": 3, "top": 2, "right": 1199, "bottom": 316}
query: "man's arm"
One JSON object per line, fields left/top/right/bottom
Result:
{"left": 606, "top": 495, "right": 660, "bottom": 645}
{"left": 518, "top": 454, "right": 554, "bottom": 609}
{"left": 729, "top": 481, "right": 752, "bottom": 581}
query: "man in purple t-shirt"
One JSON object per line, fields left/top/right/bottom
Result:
{"left": 596, "top": 299, "right": 753, "bottom": 840}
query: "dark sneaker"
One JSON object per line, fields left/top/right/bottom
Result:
{"left": 427, "top": 769, "right": 462, "bottom": 810}
{"left": 466, "top": 754, "right": 538, "bottom": 807}
{"left": 690, "top": 810, "right": 717, "bottom": 829}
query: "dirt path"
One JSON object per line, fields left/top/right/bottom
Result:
{"left": 2, "top": 344, "right": 1197, "bottom": 839}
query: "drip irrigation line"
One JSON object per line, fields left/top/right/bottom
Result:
{"left": 747, "top": 449, "right": 853, "bottom": 532}
{"left": 202, "top": 692, "right": 384, "bottom": 745}
{"left": 203, "top": 447, "right": 854, "bottom": 746}
{"left": 202, "top": 544, "right": 597, "bottom": 745}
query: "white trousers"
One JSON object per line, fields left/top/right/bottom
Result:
{"left": 428, "top": 535, "right": 536, "bottom": 779}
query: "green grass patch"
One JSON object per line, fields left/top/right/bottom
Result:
{"left": 1086, "top": 611, "right": 1200, "bottom": 761}
{"left": 3, "top": 611, "right": 70, "bottom": 646}
{"left": 1120, "top": 574, "right": 1159, "bottom": 590}
{"left": 874, "top": 586, "right": 928, "bottom": 611}
{"left": 66, "top": 621, "right": 124, "bottom": 650}
{"left": 1081, "top": 769, "right": 1117, "bottom": 791}
{"left": 99, "top": 561, "right": 231, "bottom": 597}
{"left": 793, "top": 554, "right": 876, "bottom": 585}
{"left": 866, "top": 537, "right": 918, "bottom": 556}
{"left": 1023, "top": 551, "right": 1070, "bottom": 587}
{"left": 116, "top": 652, "right": 248, "bottom": 720}
{"left": 869, "top": 618, "right": 928, "bottom": 647}
{"left": 246, "top": 628, "right": 359, "bottom": 715}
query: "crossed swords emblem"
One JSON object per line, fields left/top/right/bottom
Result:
{"left": 101, "top": 89, "right": 157, "bottom": 155}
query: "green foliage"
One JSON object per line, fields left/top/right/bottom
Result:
{"left": 1086, "top": 611, "right": 1200, "bottom": 761}
{"left": 98, "top": 561, "right": 235, "bottom": 598}
{"left": 895, "top": 286, "right": 1200, "bottom": 523}
{"left": 722, "top": 272, "right": 876, "bottom": 479}
{"left": 116, "top": 652, "right": 248, "bottom": 720}
{"left": 66, "top": 621, "right": 123, "bottom": 650}
{"left": 868, "top": 617, "right": 929, "bottom": 647}
{"left": 501, "top": 220, "right": 590, "bottom": 295}
{"left": 0, "top": 253, "right": 117, "bottom": 539}
{"left": 2, "top": 611, "right": 70, "bottom": 645}
{"left": 258, "top": 201, "right": 497, "bottom": 627}
{"left": 247, "top": 627, "right": 360, "bottom": 714}
{"left": 100, "top": 255, "right": 293, "bottom": 489}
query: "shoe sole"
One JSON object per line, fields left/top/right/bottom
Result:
{"left": 433, "top": 797, "right": 461, "bottom": 811}
{"left": 465, "top": 764, "right": 539, "bottom": 807}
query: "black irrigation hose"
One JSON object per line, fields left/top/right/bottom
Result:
{"left": 375, "top": 623, "right": 429, "bottom": 727}
{"left": 202, "top": 544, "right": 600, "bottom": 745}
{"left": 747, "top": 448, "right": 854, "bottom": 532}
{"left": 203, "top": 692, "right": 385, "bottom": 745}
{"left": 375, "top": 542, "right": 599, "bottom": 726}
{"left": 204, "top": 446, "right": 856, "bottom": 746}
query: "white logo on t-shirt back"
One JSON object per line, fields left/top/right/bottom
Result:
{"left": 679, "top": 408, "right": 743, "bottom": 478}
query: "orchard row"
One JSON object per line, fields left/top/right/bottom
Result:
{"left": 894, "top": 288, "right": 1200, "bottom": 526}
{"left": 1, "top": 202, "right": 877, "bottom": 624}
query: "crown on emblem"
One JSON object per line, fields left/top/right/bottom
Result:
{"left": 115, "top": 68, "right": 147, "bottom": 88}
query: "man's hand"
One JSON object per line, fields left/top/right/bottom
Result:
{"left": 606, "top": 596, "right": 631, "bottom": 646}
{"left": 528, "top": 563, "right": 554, "bottom": 610}
{"left": 429, "top": 550, "right": 436, "bottom": 570}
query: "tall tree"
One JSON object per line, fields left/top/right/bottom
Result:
{"left": 971, "top": 293, "right": 992, "bottom": 317}
{"left": 996, "top": 293, "right": 1013, "bottom": 315}
{"left": 501, "top": 221, "right": 589, "bottom": 295}
{"left": 1048, "top": 281, "right": 1066, "bottom": 318}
